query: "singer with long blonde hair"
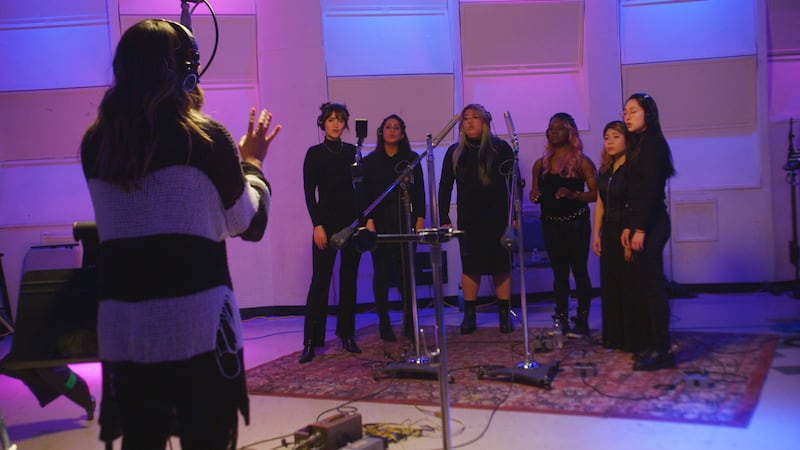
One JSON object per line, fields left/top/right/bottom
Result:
{"left": 438, "top": 104, "right": 515, "bottom": 334}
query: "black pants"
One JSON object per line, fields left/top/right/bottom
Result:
{"left": 303, "top": 239, "right": 361, "bottom": 345}
{"left": 371, "top": 242, "right": 415, "bottom": 319}
{"left": 542, "top": 214, "right": 592, "bottom": 316}
{"left": 631, "top": 209, "right": 672, "bottom": 352}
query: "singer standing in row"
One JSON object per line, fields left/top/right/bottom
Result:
{"left": 591, "top": 121, "right": 647, "bottom": 352}
{"left": 530, "top": 112, "right": 597, "bottom": 338}
{"left": 439, "top": 104, "right": 515, "bottom": 335}
{"left": 621, "top": 93, "right": 676, "bottom": 371}
{"left": 81, "top": 19, "right": 278, "bottom": 449}
{"left": 300, "top": 102, "right": 362, "bottom": 363}
{"left": 363, "top": 115, "right": 426, "bottom": 341}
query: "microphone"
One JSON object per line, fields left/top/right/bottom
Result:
{"left": 330, "top": 226, "right": 354, "bottom": 250}
{"left": 431, "top": 115, "right": 461, "bottom": 148}
{"left": 500, "top": 225, "right": 517, "bottom": 250}
{"left": 180, "top": 0, "right": 193, "bottom": 31}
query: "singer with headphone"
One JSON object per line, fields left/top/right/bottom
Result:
{"left": 80, "top": 19, "right": 279, "bottom": 448}
{"left": 439, "top": 104, "right": 516, "bottom": 334}
{"left": 300, "top": 102, "right": 363, "bottom": 363}
{"left": 621, "top": 93, "right": 676, "bottom": 371}
{"left": 530, "top": 112, "right": 597, "bottom": 340}
{"left": 363, "top": 114, "right": 426, "bottom": 341}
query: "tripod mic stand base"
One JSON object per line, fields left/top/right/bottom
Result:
{"left": 477, "top": 361, "right": 559, "bottom": 390}
{"left": 372, "top": 359, "right": 455, "bottom": 383}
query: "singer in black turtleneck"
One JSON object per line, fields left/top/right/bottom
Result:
{"left": 300, "top": 102, "right": 362, "bottom": 363}
{"left": 363, "top": 114, "right": 426, "bottom": 342}
{"left": 439, "top": 103, "right": 515, "bottom": 335}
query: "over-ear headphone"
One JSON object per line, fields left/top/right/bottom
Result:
{"left": 377, "top": 114, "right": 406, "bottom": 138}
{"left": 464, "top": 103, "right": 492, "bottom": 123}
{"left": 161, "top": 20, "right": 200, "bottom": 92}
{"left": 628, "top": 93, "right": 658, "bottom": 128}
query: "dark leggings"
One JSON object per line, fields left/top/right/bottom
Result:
{"left": 542, "top": 214, "right": 592, "bottom": 316}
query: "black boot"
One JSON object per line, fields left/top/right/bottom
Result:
{"left": 379, "top": 316, "right": 396, "bottom": 342}
{"left": 341, "top": 336, "right": 362, "bottom": 353}
{"left": 299, "top": 340, "right": 315, "bottom": 364}
{"left": 568, "top": 310, "right": 590, "bottom": 338}
{"left": 633, "top": 349, "right": 675, "bottom": 371}
{"left": 548, "top": 313, "right": 570, "bottom": 336}
{"left": 498, "top": 301, "right": 513, "bottom": 334}
{"left": 460, "top": 301, "right": 477, "bottom": 334}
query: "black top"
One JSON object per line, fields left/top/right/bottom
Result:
{"left": 303, "top": 139, "right": 359, "bottom": 231}
{"left": 598, "top": 162, "right": 627, "bottom": 228}
{"left": 622, "top": 133, "right": 672, "bottom": 231}
{"left": 537, "top": 162, "right": 589, "bottom": 219}
{"left": 438, "top": 136, "right": 514, "bottom": 274}
{"left": 363, "top": 148, "right": 426, "bottom": 233}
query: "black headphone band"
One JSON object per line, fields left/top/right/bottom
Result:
{"left": 161, "top": 19, "right": 200, "bottom": 92}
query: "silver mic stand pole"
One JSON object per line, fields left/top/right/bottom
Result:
{"left": 477, "top": 111, "right": 558, "bottom": 389}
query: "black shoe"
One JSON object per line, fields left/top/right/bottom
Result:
{"left": 342, "top": 337, "right": 362, "bottom": 353}
{"left": 460, "top": 302, "right": 477, "bottom": 335}
{"left": 299, "top": 345, "right": 315, "bottom": 364}
{"left": 498, "top": 302, "right": 513, "bottom": 334}
{"left": 631, "top": 348, "right": 652, "bottom": 361}
{"left": 632, "top": 350, "right": 675, "bottom": 371}
{"left": 567, "top": 322, "right": 589, "bottom": 338}
{"left": 379, "top": 321, "right": 397, "bottom": 342}
{"left": 86, "top": 396, "right": 96, "bottom": 421}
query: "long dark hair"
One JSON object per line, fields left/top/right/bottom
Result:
{"left": 625, "top": 93, "right": 675, "bottom": 178}
{"left": 86, "top": 19, "right": 209, "bottom": 188}
{"left": 375, "top": 114, "right": 412, "bottom": 155}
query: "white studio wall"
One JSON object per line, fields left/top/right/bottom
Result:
{"left": 0, "top": 0, "right": 796, "bottom": 317}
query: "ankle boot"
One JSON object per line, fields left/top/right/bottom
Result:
{"left": 379, "top": 316, "right": 396, "bottom": 342}
{"left": 299, "top": 340, "right": 315, "bottom": 364}
{"left": 498, "top": 301, "right": 513, "bottom": 333}
{"left": 568, "top": 310, "right": 590, "bottom": 338}
{"left": 460, "top": 301, "right": 477, "bottom": 334}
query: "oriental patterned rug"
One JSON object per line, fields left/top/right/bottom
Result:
{"left": 246, "top": 325, "right": 777, "bottom": 427}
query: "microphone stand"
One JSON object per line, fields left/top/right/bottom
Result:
{"left": 477, "top": 112, "right": 558, "bottom": 389}
{"left": 363, "top": 117, "right": 459, "bottom": 450}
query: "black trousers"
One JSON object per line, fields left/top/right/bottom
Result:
{"left": 631, "top": 209, "right": 672, "bottom": 352}
{"left": 542, "top": 214, "right": 592, "bottom": 316}
{"left": 303, "top": 239, "right": 361, "bottom": 345}
{"left": 371, "top": 242, "right": 415, "bottom": 319}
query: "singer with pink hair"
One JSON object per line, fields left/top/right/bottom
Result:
{"left": 530, "top": 112, "right": 598, "bottom": 340}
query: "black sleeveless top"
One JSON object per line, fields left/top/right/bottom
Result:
{"left": 537, "top": 162, "right": 588, "bottom": 220}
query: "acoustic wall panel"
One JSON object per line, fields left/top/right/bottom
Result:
{"left": 118, "top": 0, "right": 256, "bottom": 15}
{"left": 460, "top": 1, "right": 583, "bottom": 72}
{"left": 622, "top": 57, "right": 757, "bottom": 133}
{"left": 463, "top": 72, "right": 589, "bottom": 137}
{"left": 667, "top": 134, "right": 762, "bottom": 191}
{"left": 0, "top": 87, "right": 105, "bottom": 161}
{"left": 620, "top": 0, "right": 757, "bottom": 64}
{"left": 672, "top": 200, "right": 718, "bottom": 243}
{"left": 766, "top": 0, "right": 800, "bottom": 54}
{"left": 327, "top": 75, "right": 456, "bottom": 146}
{"left": 0, "top": 18, "right": 112, "bottom": 92}
{"left": 321, "top": 5, "right": 453, "bottom": 76}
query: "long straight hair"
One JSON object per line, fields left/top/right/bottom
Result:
{"left": 453, "top": 103, "right": 496, "bottom": 186}
{"left": 85, "top": 19, "right": 209, "bottom": 189}
{"left": 625, "top": 93, "right": 676, "bottom": 178}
